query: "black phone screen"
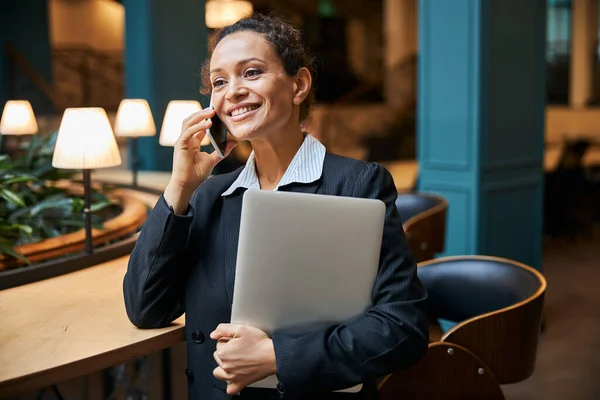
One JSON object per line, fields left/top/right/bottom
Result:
{"left": 208, "top": 111, "right": 228, "bottom": 156}
{"left": 207, "top": 92, "right": 228, "bottom": 157}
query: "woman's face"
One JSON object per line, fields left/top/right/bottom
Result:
{"left": 209, "top": 31, "right": 298, "bottom": 141}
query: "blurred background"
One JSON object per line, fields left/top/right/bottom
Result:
{"left": 1, "top": 0, "right": 600, "bottom": 399}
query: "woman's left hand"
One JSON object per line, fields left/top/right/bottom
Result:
{"left": 210, "top": 324, "right": 277, "bottom": 395}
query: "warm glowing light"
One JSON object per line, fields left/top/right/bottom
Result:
{"left": 0, "top": 100, "right": 38, "bottom": 135}
{"left": 159, "top": 100, "right": 206, "bottom": 146}
{"left": 52, "top": 108, "right": 122, "bottom": 169}
{"left": 114, "top": 99, "right": 156, "bottom": 137}
{"left": 206, "top": 0, "right": 253, "bottom": 29}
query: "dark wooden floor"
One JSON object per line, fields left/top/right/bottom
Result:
{"left": 6, "top": 227, "right": 600, "bottom": 400}
{"left": 502, "top": 226, "right": 600, "bottom": 400}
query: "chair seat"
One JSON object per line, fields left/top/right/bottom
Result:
{"left": 429, "top": 322, "right": 443, "bottom": 342}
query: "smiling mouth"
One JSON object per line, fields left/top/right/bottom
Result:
{"left": 230, "top": 105, "right": 260, "bottom": 117}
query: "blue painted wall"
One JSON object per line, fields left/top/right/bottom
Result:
{"left": 0, "top": 0, "right": 54, "bottom": 115}
{"left": 123, "top": 0, "right": 208, "bottom": 171}
{"left": 418, "top": 0, "right": 546, "bottom": 270}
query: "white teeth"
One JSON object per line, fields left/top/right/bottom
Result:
{"left": 231, "top": 105, "right": 258, "bottom": 117}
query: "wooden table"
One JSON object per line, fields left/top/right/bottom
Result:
{"left": 0, "top": 257, "right": 185, "bottom": 397}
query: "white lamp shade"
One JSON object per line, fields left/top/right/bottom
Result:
{"left": 52, "top": 108, "right": 122, "bottom": 169}
{"left": 0, "top": 100, "right": 38, "bottom": 135}
{"left": 206, "top": 0, "right": 253, "bottom": 29}
{"left": 114, "top": 99, "right": 156, "bottom": 137}
{"left": 159, "top": 100, "right": 204, "bottom": 146}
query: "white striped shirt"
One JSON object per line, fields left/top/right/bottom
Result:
{"left": 221, "top": 134, "right": 326, "bottom": 196}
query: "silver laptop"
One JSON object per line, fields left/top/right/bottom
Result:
{"left": 230, "top": 190, "right": 386, "bottom": 392}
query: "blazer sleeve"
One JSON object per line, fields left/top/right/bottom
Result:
{"left": 123, "top": 194, "right": 195, "bottom": 328}
{"left": 271, "top": 163, "right": 429, "bottom": 396}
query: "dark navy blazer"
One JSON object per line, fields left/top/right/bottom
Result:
{"left": 123, "top": 153, "right": 429, "bottom": 400}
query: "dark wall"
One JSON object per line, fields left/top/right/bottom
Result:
{"left": 0, "top": 0, "right": 54, "bottom": 115}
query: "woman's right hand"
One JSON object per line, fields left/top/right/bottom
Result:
{"left": 164, "top": 108, "right": 236, "bottom": 214}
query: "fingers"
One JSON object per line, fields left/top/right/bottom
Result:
{"left": 182, "top": 107, "right": 215, "bottom": 128}
{"left": 213, "top": 366, "right": 241, "bottom": 394}
{"left": 227, "top": 382, "right": 244, "bottom": 396}
{"left": 216, "top": 337, "right": 231, "bottom": 353}
{"left": 177, "top": 108, "right": 215, "bottom": 144}
{"left": 213, "top": 365, "right": 233, "bottom": 380}
{"left": 177, "top": 118, "right": 212, "bottom": 146}
{"left": 210, "top": 323, "right": 241, "bottom": 341}
{"left": 213, "top": 350, "right": 226, "bottom": 369}
{"left": 214, "top": 367, "right": 244, "bottom": 396}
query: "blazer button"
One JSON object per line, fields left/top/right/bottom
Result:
{"left": 191, "top": 330, "right": 205, "bottom": 344}
{"left": 185, "top": 368, "right": 194, "bottom": 382}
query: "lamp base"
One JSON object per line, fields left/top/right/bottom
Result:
{"left": 83, "top": 169, "right": 93, "bottom": 254}
{"left": 131, "top": 137, "right": 139, "bottom": 187}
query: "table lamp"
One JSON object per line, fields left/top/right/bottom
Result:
{"left": 159, "top": 100, "right": 210, "bottom": 147}
{"left": 0, "top": 100, "right": 39, "bottom": 154}
{"left": 52, "top": 108, "right": 122, "bottom": 254}
{"left": 113, "top": 99, "right": 156, "bottom": 187}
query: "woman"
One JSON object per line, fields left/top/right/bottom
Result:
{"left": 123, "top": 14, "right": 428, "bottom": 400}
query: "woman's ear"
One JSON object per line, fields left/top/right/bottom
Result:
{"left": 292, "top": 67, "right": 312, "bottom": 106}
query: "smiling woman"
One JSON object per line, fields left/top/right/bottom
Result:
{"left": 123, "top": 13, "right": 429, "bottom": 400}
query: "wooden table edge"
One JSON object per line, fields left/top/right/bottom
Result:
{"left": 0, "top": 324, "right": 185, "bottom": 398}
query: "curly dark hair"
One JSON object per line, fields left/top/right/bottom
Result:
{"left": 200, "top": 14, "right": 316, "bottom": 122}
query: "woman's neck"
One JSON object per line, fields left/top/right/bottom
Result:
{"left": 251, "top": 127, "right": 305, "bottom": 190}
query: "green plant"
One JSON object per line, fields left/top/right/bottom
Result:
{"left": 0, "top": 132, "right": 118, "bottom": 265}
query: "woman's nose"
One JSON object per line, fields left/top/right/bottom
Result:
{"left": 225, "top": 79, "right": 248, "bottom": 101}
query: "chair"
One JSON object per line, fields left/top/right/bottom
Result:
{"left": 379, "top": 256, "right": 546, "bottom": 399}
{"left": 395, "top": 193, "right": 447, "bottom": 262}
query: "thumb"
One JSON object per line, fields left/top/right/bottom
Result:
{"left": 210, "top": 323, "right": 241, "bottom": 340}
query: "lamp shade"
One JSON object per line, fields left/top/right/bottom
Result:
{"left": 114, "top": 99, "right": 156, "bottom": 137}
{"left": 206, "top": 0, "right": 253, "bottom": 29}
{"left": 52, "top": 108, "right": 122, "bottom": 169}
{"left": 0, "top": 100, "right": 38, "bottom": 135}
{"left": 159, "top": 100, "right": 203, "bottom": 146}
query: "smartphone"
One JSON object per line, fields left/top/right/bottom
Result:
{"left": 206, "top": 92, "right": 228, "bottom": 158}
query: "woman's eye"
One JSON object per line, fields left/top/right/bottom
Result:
{"left": 213, "top": 79, "right": 226, "bottom": 88}
{"left": 245, "top": 68, "right": 262, "bottom": 78}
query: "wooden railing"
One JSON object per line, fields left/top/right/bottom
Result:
{"left": 4, "top": 43, "right": 69, "bottom": 113}
{"left": 52, "top": 46, "right": 123, "bottom": 111}
{"left": 4, "top": 43, "right": 124, "bottom": 112}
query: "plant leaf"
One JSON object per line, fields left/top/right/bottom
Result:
{"left": 0, "top": 188, "right": 26, "bottom": 208}
{"left": 30, "top": 195, "right": 72, "bottom": 216}
{"left": 0, "top": 241, "right": 30, "bottom": 264}
{"left": 0, "top": 154, "right": 13, "bottom": 171}
{"left": 2, "top": 175, "right": 35, "bottom": 185}
{"left": 90, "top": 201, "right": 113, "bottom": 212}
{"left": 0, "top": 223, "right": 33, "bottom": 236}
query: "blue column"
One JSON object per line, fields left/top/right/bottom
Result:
{"left": 123, "top": 0, "right": 208, "bottom": 171}
{"left": 418, "top": 0, "right": 547, "bottom": 270}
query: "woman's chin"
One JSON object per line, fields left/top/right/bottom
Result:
{"left": 228, "top": 126, "right": 261, "bottom": 142}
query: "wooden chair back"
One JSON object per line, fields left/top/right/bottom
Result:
{"left": 378, "top": 342, "right": 505, "bottom": 400}
{"left": 395, "top": 193, "right": 447, "bottom": 262}
{"left": 418, "top": 255, "right": 547, "bottom": 384}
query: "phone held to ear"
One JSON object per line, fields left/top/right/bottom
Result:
{"left": 205, "top": 92, "right": 229, "bottom": 158}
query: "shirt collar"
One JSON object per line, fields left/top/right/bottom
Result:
{"left": 221, "top": 133, "right": 326, "bottom": 196}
